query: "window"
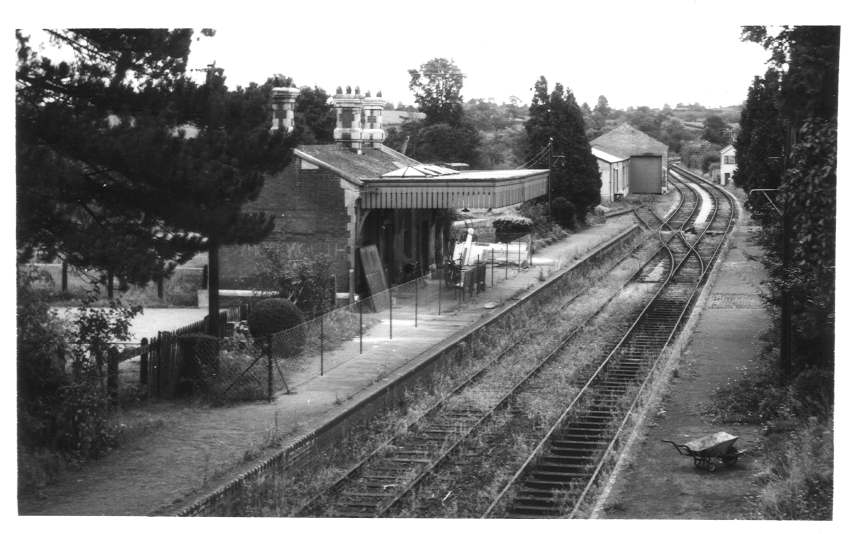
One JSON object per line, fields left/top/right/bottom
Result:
{"left": 724, "top": 156, "right": 736, "bottom": 165}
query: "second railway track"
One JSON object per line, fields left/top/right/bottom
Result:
{"left": 284, "top": 167, "right": 735, "bottom": 518}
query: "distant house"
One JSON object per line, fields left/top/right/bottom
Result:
{"left": 591, "top": 123, "right": 669, "bottom": 194}
{"left": 719, "top": 144, "right": 736, "bottom": 186}
{"left": 591, "top": 147, "right": 629, "bottom": 203}
{"left": 219, "top": 87, "right": 548, "bottom": 296}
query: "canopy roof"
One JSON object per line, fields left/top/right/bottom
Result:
{"left": 361, "top": 169, "right": 549, "bottom": 209}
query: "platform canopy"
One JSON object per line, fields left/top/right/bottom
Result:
{"left": 360, "top": 168, "right": 549, "bottom": 210}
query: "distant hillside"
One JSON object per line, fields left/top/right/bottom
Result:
{"left": 671, "top": 105, "right": 742, "bottom": 124}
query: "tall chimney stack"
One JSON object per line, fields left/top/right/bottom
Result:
{"left": 362, "top": 91, "right": 386, "bottom": 148}
{"left": 270, "top": 87, "right": 300, "bottom": 133}
{"left": 333, "top": 86, "right": 364, "bottom": 151}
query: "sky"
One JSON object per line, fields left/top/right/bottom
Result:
{"left": 11, "top": 0, "right": 846, "bottom": 112}
{"left": 184, "top": 14, "right": 771, "bottom": 111}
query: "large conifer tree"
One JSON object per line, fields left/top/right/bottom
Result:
{"left": 16, "top": 29, "right": 297, "bottom": 333}
{"left": 524, "top": 77, "right": 600, "bottom": 223}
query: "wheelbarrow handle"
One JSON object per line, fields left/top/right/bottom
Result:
{"left": 661, "top": 440, "right": 693, "bottom": 457}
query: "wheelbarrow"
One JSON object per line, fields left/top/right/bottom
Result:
{"left": 662, "top": 431, "right": 745, "bottom": 472}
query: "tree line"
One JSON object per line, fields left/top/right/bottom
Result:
{"left": 716, "top": 26, "right": 837, "bottom": 519}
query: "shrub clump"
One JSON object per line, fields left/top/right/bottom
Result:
{"left": 248, "top": 298, "right": 306, "bottom": 358}
{"left": 551, "top": 196, "right": 577, "bottom": 229}
{"left": 248, "top": 298, "right": 305, "bottom": 337}
{"left": 759, "top": 417, "right": 833, "bottom": 520}
{"left": 492, "top": 215, "right": 533, "bottom": 243}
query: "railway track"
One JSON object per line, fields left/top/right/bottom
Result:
{"left": 294, "top": 199, "right": 686, "bottom": 517}
{"left": 294, "top": 233, "right": 666, "bottom": 517}
{"left": 292, "top": 168, "right": 734, "bottom": 518}
{"left": 485, "top": 168, "right": 735, "bottom": 518}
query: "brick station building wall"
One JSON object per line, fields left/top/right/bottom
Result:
{"left": 219, "top": 162, "right": 352, "bottom": 290}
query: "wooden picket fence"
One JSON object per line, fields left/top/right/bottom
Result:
{"left": 107, "top": 304, "right": 251, "bottom": 400}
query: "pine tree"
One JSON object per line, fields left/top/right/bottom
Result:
{"left": 16, "top": 29, "right": 297, "bottom": 333}
{"left": 524, "top": 77, "right": 600, "bottom": 223}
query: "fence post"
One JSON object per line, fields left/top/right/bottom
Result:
{"left": 389, "top": 285, "right": 393, "bottom": 340}
{"left": 438, "top": 269, "right": 442, "bottom": 315}
{"left": 320, "top": 313, "right": 324, "bottom": 376}
{"left": 476, "top": 254, "right": 481, "bottom": 295}
{"left": 107, "top": 347, "right": 119, "bottom": 402}
{"left": 491, "top": 249, "right": 495, "bottom": 287}
{"left": 61, "top": 261, "right": 68, "bottom": 292}
{"left": 359, "top": 299, "right": 363, "bottom": 354}
{"left": 505, "top": 243, "right": 509, "bottom": 279}
{"left": 140, "top": 337, "right": 149, "bottom": 386}
{"left": 157, "top": 278, "right": 164, "bottom": 300}
{"left": 266, "top": 335, "right": 273, "bottom": 402}
{"left": 414, "top": 278, "right": 418, "bottom": 328}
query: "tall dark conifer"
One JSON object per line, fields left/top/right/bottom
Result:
{"left": 524, "top": 77, "right": 600, "bottom": 222}
{"left": 16, "top": 29, "right": 297, "bottom": 333}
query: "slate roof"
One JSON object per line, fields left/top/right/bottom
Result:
{"left": 294, "top": 144, "right": 421, "bottom": 186}
{"left": 590, "top": 123, "right": 668, "bottom": 159}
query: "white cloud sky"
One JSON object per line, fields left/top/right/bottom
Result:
{"left": 13, "top": 0, "right": 846, "bottom": 110}
{"left": 182, "top": 7, "right": 776, "bottom": 109}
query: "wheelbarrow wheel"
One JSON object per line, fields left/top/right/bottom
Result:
{"left": 707, "top": 461, "right": 717, "bottom": 473}
{"left": 722, "top": 447, "right": 739, "bottom": 466}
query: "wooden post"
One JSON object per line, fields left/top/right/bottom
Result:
{"left": 491, "top": 249, "right": 495, "bottom": 287}
{"left": 107, "top": 347, "right": 119, "bottom": 402}
{"left": 438, "top": 267, "right": 442, "bottom": 315}
{"left": 157, "top": 277, "right": 164, "bottom": 300}
{"left": 140, "top": 337, "right": 149, "bottom": 386}
{"left": 61, "top": 261, "right": 68, "bottom": 292}
{"left": 267, "top": 336, "right": 273, "bottom": 402}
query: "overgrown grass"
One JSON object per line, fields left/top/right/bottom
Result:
{"left": 709, "top": 328, "right": 834, "bottom": 520}
{"left": 758, "top": 416, "right": 833, "bottom": 520}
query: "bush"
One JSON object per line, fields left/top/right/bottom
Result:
{"left": 492, "top": 215, "right": 533, "bottom": 242}
{"left": 177, "top": 334, "right": 220, "bottom": 395}
{"left": 17, "top": 268, "right": 131, "bottom": 465}
{"left": 254, "top": 249, "right": 336, "bottom": 317}
{"left": 551, "top": 197, "right": 577, "bottom": 229}
{"left": 249, "top": 298, "right": 306, "bottom": 358}
{"left": 54, "top": 380, "right": 118, "bottom": 458}
{"left": 248, "top": 298, "right": 305, "bottom": 337}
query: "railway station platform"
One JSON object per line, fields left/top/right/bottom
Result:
{"left": 19, "top": 217, "right": 641, "bottom": 516}
{"left": 597, "top": 189, "right": 771, "bottom": 519}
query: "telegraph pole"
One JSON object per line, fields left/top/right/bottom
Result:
{"left": 547, "top": 137, "right": 553, "bottom": 214}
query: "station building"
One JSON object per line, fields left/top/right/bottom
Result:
{"left": 591, "top": 147, "right": 629, "bottom": 203}
{"left": 590, "top": 123, "right": 669, "bottom": 195}
{"left": 719, "top": 144, "right": 736, "bottom": 186}
{"left": 219, "top": 87, "right": 549, "bottom": 296}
